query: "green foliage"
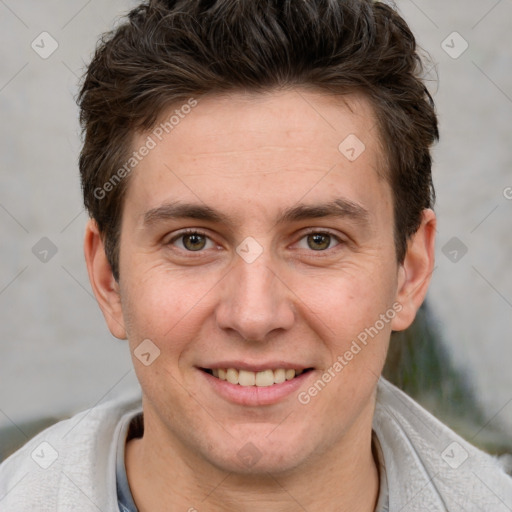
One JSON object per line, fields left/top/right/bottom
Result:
{"left": 384, "top": 302, "right": 512, "bottom": 456}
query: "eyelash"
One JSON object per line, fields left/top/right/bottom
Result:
{"left": 168, "top": 229, "right": 217, "bottom": 252}
{"left": 167, "top": 228, "right": 344, "bottom": 253}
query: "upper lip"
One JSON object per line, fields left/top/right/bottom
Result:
{"left": 198, "top": 361, "right": 312, "bottom": 372}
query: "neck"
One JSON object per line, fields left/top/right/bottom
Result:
{"left": 125, "top": 404, "right": 380, "bottom": 512}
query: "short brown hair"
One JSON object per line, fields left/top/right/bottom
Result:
{"left": 79, "top": 0, "right": 438, "bottom": 281}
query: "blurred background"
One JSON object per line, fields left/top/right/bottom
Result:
{"left": 0, "top": 0, "right": 511, "bottom": 462}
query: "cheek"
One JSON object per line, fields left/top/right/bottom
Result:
{"left": 293, "top": 263, "right": 397, "bottom": 339}
{"left": 121, "top": 262, "right": 213, "bottom": 338}
{"left": 120, "top": 269, "right": 224, "bottom": 396}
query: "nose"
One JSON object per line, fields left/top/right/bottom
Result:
{"left": 215, "top": 252, "right": 295, "bottom": 343}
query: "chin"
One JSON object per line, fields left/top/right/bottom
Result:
{"left": 209, "top": 449, "right": 306, "bottom": 476}
{"left": 199, "top": 425, "right": 317, "bottom": 476}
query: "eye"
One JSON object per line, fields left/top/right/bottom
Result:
{"left": 297, "top": 231, "right": 342, "bottom": 251}
{"left": 168, "top": 230, "right": 215, "bottom": 251}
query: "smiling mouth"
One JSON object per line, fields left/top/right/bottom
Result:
{"left": 200, "top": 368, "right": 314, "bottom": 387}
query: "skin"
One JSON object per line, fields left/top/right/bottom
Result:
{"left": 85, "top": 89, "right": 436, "bottom": 511}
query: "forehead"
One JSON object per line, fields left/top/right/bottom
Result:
{"left": 123, "top": 89, "right": 390, "bottom": 225}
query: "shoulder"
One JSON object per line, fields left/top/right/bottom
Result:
{"left": 373, "top": 377, "right": 512, "bottom": 511}
{"left": 0, "top": 393, "right": 142, "bottom": 512}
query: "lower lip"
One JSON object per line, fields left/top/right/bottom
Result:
{"left": 198, "top": 369, "right": 313, "bottom": 406}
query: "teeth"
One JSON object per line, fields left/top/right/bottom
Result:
{"left": 226, "top": 368, "right": 239, "bottom": 385}
{"left": 255, "top": 369, "right": 274, "bottom": 387}
{"left": 238, "top": 370, "right": 256, "bottom": 386}
{"left": 273, "top": 368, "right": 286, "bottom": 384}
{"left": 212, "top": 368, "right": 305, "bottom": 387}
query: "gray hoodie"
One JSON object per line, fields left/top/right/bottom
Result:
{"left": 1, "top": 378, "right": 511, "bottom": 511}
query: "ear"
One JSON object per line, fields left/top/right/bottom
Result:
{"left": 84, "top": 219, "right": 127, "bottom": 339}
{"left": 391, "top": 209, "right": 436, "bottom": 331}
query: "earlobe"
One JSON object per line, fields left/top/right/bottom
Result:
{"left": 391, "top": 209, "right": 436, "bottom": 332}
{"left": 83, "top": 219, "right": 127, "bottom": 340}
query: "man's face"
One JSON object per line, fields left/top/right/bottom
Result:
{"left": 112, "top": 90, "right": 406, "bottom": 473}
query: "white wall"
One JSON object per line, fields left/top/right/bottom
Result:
{"left": 1, "top": 0, "right": 511, "bottom": 436}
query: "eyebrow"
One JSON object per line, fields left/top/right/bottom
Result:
{"left": 142, "top": 198, "right": 370, "bottom": 228}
